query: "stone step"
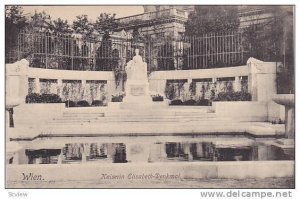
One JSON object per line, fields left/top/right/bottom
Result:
{"left": 50, "top": 118, "right": 218, "bottom": 123}
{"left": 59, "top": 115, "right": 214, "bottom": 121}
{"left": 63, "top": 112, "right": 105, "bottom": 115}
{"left": 62, "top": 111, "right": 212, "bottom": 117}
{"left": 45, "top": 119, "right": 233, "bottom": 128}
{"left": 48, "top": 117, "right": 231, "bottom": 124}
{"left": 54, "top": 113, "right": 216, "bottom": 121}
{"left": 62, "top": 114, "right": 105, "bottom": 118}
{"left": 62, "top": 107, "right": 211, "bottom": 113}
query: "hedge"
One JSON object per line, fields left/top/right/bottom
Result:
{"left": 26, "top": 93, "right": 62, "bottom": 103}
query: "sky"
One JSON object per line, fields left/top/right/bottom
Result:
{"left": 22, "top": 6, "right": 144, "bottom": 23}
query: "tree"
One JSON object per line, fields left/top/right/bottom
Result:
{"left": 72, "top": 15, "right": 94, "bottom": 37}
{"left": 183, "top": 6, "right": 240, "bottom": 69}
{"left": 185, "top": 6, "right": 240, "bottom": 36}
{"left": 243, "top": 6, "right": 293, "bottom": 62}
{"left": 50, "top": 18, "right": 71, "bottom": 34}
{"left": 27, "top": 11, "right": 52, "bottom": 32}
{"left": 242, "top": 6, "right": 294, "bottom": 94}
{"left": 94, "top": 13, "right": 119, "bottom": 36}
{"left": 5, "top": 6, "right": 27, "bottom": 28}
{"left": 94, "top": 13, "right": 120, "bottom": 71}
{"left": 5, "top": 6, "right": 27, "bottom": 62}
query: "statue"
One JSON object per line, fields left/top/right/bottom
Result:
{"left": 125, "top": 49, "right": 148, "bottom": 83}
{"left": 122, "top": 49, "right": 152, "bottom": 106}
{"left": 115, "top": 48, "right": 166, "bottom": 109}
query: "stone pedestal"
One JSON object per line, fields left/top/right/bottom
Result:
{"left": 285, "top": 106, "right": 295, "bottom": 139}
{"left": 272, "top": 93, "right": 295, "bottom": 160}
{"left": 121, "top": 81, "right": 152, "bottom": 109}
{"left": 148, "top": 143, "right": 167, "bottom": 162}
{"left": 6, "top": 59, "right": 29, "bottom": 129}
{"left": 272, "top": 94, "right": 295, "bottom": 139}
{"left": 125, "top": 143, "right": 151, "bottom": 163}
{"left": 120, "top": 49, "right": 154, "bottom": 109}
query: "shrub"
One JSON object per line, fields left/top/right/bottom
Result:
{"left": 40, "top": 93, "right": 62, "bottom": 103}
{"left": 170, "top": 99, "right": 183, "bottom": 105}
{"left": 183, "top": 99, "right": 197, "bottom": 106}
{"left": 197, "top": 99, "right": 210, "bottom": 106}
{"left": 91, "top": 100, "right": 104, "bottom": 106}
{"left": 111, "top": 94, "right": 124, "bottom": 102}
{"left": 64, "top": 100, "right": 76, "bottom": 107}
{"left": 164, "top": 82, "right": 176, "bottom": 100}
{"left": 26, "top": 93, "right": 62, "bottom": 103}
{"left": 236, "top": 91, "right": 252, "bottom": 101}
{"left": 76, "top": 100, "right": 90, "bottom": 107}
{"left": 152, "top": 94, "right": 164, "bottom": 102}
{"left": 214, "top": 91, "right": 252, "bottom": 101}
{"left": 214, "top": 92, "right": 231, "bottom": 101}
{"left": 26, "top": 93, "right": 41, "bottom": 103}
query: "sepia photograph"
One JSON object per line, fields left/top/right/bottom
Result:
{"left": 5, "top": 4, "right": 295, "bottom": 190}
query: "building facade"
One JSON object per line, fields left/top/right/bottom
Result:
{"left": 115, "top": 5, "right": 276, "bottom": 38}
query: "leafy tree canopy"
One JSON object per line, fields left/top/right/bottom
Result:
{"left": 185, "top": 6, "right": 240, "bottom": 36}
{"left": 28, "top": 11, "right": 52, "bottom": 32}
{"left": 50, "top": 18, "right": 71, "bottom": 34}
{"left": 5, "top": 6, "right": 27, "bottom": 28}
{"left": 5, "top": 6, "right": 27, "bottom": 51}
{"left": 72, "top": 15, "right": 94, "bottom": 36}
{"left": 94, "top": 13, "right": 119, "bottom": 40}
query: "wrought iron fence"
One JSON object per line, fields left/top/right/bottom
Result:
{"left": 9, "top": 31, "right": 249, "bottom": 71}
{"left": 146, "top": 31, "right": 248, "bottom": 71}
{"left": 17, "top": 31, "right": 134, "bottom": 71}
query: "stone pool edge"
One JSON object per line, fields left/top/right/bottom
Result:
{"left": 6, "top": 161, "right": 294, "bottom": 188}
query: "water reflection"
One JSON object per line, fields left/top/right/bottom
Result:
{"left": 165, "top": 142, "right": 214, "bottom": 161}
{"left": 16, "top": 140, "right": 294, "bottom": 165}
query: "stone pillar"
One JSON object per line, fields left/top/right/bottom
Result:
{"left": 142, "top": 143, "right": 151, "bottom": 163}
{"left": 248, "top": 59, "right": 258, "bottom": 101}
{"left": 234, "top": 76, "right": 240, "bottom": 92}
{"left": 148, "top": 143, "right": 156, "bottom": 162}
{"left": 247, "top": 58, "right": 277, "bottom": 102}
{"left": 6, "top": 110, "right": 10, "bottom": 128}
{"left": 106, "top": 79, "right": 116, "bottom": 102}
{"left": 183, "top": 144, "right": 193, "bottom": 161}
{"left": 57, "top": 149, "right": 63, "bottom": 164}
{"left": 212, "top": 77, "right": 217, "bottom": 83}
{"left": 160, "top": 143, "right": 167, "bottom": 160}
{"left": 57, "top": 79, "right": 63, "bottom": 97}
{"left": 285, "top": 106, "right": 295, "bottom": 139}
{"left": 13, "top": 152, "right": 19, "bottom": 164}
{"left": 81, "top": 146, "right": 87, "bottom": 163}
{"left": 34, "top": 78, "right": 40, "bottom": 93}
{"left": 196, "top": 143, "right": 204, "bottom": 157}
{"left": 81, "top": 79, "right": 86, "bottom": 101}
{"left": 159, "top": 79, "right": 167, "bottom": 96}
{"left": 186, "top": 79, "right": 192, "bottom": 99}
{"left": 19, "top": 76, "right": 29, "bottom": 104}
{"left": 125, "top": 143, "right": 132, "bottom": 163}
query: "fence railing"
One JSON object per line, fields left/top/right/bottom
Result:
{"left": 148, "top": 32, "right": 248, "bottom": 70}
{"left": 17, "top": 31, "right": 135, "bottom": 71}
{"left": 9, "top": 31, "right": 249, "bottom": 71}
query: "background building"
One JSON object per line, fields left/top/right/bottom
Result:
{"left": 115, "top": 5, "right": 276, "bottom": 37}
